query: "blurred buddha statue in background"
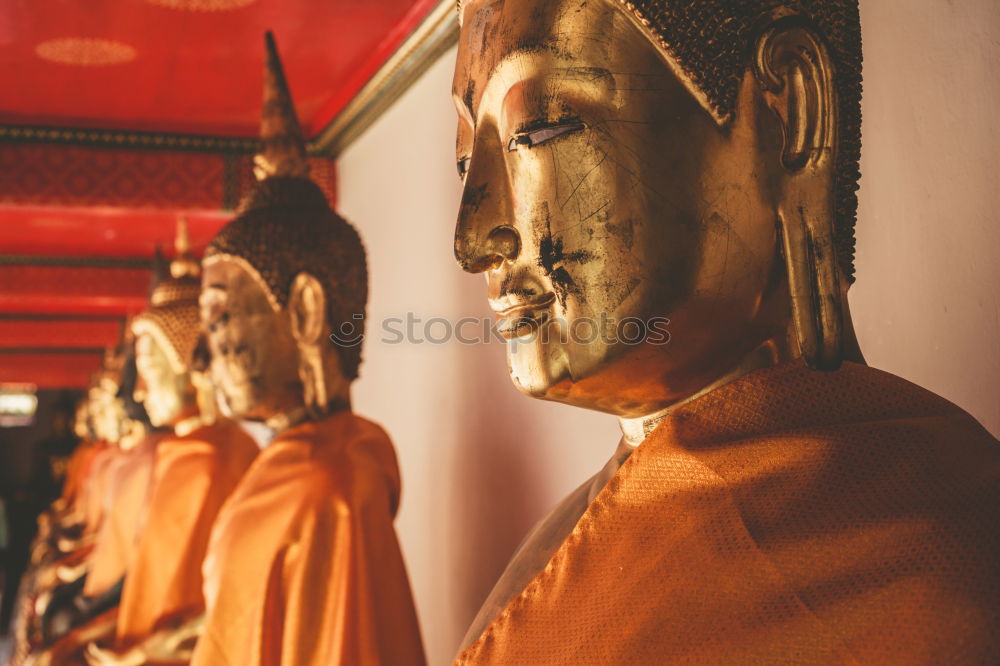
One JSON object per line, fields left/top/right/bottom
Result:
{"left": 35, "top": 218, "right": 255, "bottom": 666}
{"left": 182, "top": 33, "right": 424, "bottom": 666}
{"left": 13, "top": 394, "right": 101, "bottom": 662}
{"left": 13, "top": 350, "right": 148, "bottom": 665}
{"left": 29, "top": 399, "right": 100, "bottom": 569}
{"left": 451, "top": 0, "right": 1000, "bottom": 663}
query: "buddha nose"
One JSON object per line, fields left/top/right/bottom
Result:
{"left": 454, "top": 141, "right": 519, "bottom": 274}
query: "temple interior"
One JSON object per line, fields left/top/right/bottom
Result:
{"left": 0, "top": 1, "right": 998, "bottom": 664}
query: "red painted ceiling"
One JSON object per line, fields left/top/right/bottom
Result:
{"left": 0, "top": 0, "right": 441, "bottom": 388}
{"left": 0, "top": 0, "right": 442, "bottom": 138}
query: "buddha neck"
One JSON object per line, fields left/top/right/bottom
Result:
{"left": 618, "top": 341, "right": 783, "bottom": 447}
{"left": 173, "top": 414, "right": 204, "bottom": 438}
{"left": 243, "top": 397, "right": 353, "bottom": 449}
{"left": 265, "top": 405, "right": 310, "bottom": 434}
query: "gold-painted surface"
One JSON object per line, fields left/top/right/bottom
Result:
{"left": 452, "top": 0, "right": 871, "bottom": 653}
{"left": 89, "top": 376, "right": 126, "bottom": 446}
{"left": 35, "top": 38, "right": 136, "bottom": 66}
{"left": 133, "top": 332, "right": 191, "bottom": 428}
{"left": 199, "top": 259, "right": 304, "bottom": 422}
{"left": 452, "top": 0, "right": 861, "bottom": 422}
{"left": 204, "top": 36, "right": 368, "bottom": 392}
{"left": 132, "top": 218, "right": 202, "bottom": 427}
{"left": 255, "top": 32, "right": 310, "bottom": 180}
{"left": 144, "top": 0, "right": 255, "bottom": 11}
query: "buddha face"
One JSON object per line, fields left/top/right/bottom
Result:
{"left": 200, "top": 258, "right": 303, "bottom": 421}
{"left": 73, "top": 402, "right": 90, "bottom": 440}
{"left": 453, "top": 0, "right": 787, "bottom": 417}
{"left": 134, "top": 331, "right": 190, "bottom": 427}
{"left": 89, "top": 381, "right": 125, "bottom": 444}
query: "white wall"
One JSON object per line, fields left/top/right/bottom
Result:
{"left": 339, "top": 3, "right": 1000, "bottom": 660}
{"left": 853, "top": 0, "right": 1000, "bottom": 435}
{"left": 338, "top": 52, "right": 619, "bottom": 665}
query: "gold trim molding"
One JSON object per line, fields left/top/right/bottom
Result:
{"left": 311, "top": 0, "right": 459, "bottom": 157}
{"left": 0, "top": 125, "right": 257, "bottom": 154}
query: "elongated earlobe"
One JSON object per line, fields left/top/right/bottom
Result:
{"left": 289, "top": 272, "right": 329, "bottom": 413}
{"left": 755, "top": 18, "right": 844, "bottom": 370}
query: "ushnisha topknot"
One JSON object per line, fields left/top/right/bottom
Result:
{"left": 204, "top": 31, "right": 368, "bottom": 379}
{"left": 132, "top": 216, "right": 202, "bottom": 373}
{"left": 457, "top": 0, "right": 862, "bottom": 282}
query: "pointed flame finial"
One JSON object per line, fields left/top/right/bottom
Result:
{"left": 254, "top": 31, "right": 309, "bottom": 181}
{"left": 170, "top": 215, "right": 200, "bottom": 279}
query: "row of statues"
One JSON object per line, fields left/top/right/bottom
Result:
{"left": 13, "top": 0, "right": 1000, "bottom": 663}
{"left": 13, "top": 33, "right": 424, "bottom": 666}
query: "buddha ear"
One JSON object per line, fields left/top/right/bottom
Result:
{"left": 754, "top": 18, "right": 844, "bottom": 371}
{"left": 288, "top": 272, "right": 329, "bottom": 413}
{"left": 288, "top": 272, "right": 327, "bottom": 347}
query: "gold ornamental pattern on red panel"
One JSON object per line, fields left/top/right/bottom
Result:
{"left": 0, "top": 144, "right": 338, "bottom": 211}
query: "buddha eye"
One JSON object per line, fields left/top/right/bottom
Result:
{"left": 507, "top": 121, "right": 585, "bottom": 152}
{"left": 456, "top": 156, "right": 471, "bottom": 180}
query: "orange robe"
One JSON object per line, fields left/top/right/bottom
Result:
{"left": 59, "top": 440, "right": 102, "bottom": 515}
{"left": 79, "top": 443, "right": 118, "bottom": 537}
{"left": 83, "top": 432, "right": 163, "bottom": 597}
{"left": 456, "top": 361, "right": 1000, "bottom": 665}
{"left": 115, "top": 419, "right": 258, "bottom": 644}
{"left": 192, "top": 411, "right": 426, "bottom": 666}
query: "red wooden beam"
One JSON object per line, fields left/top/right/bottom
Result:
{"left": 0, "top": 265, "right": 151, "bottom": 316}
{"left": 0, "top": 352, "right": 103, "bottom": 388}
{"left": 0, "top": 318, "right": 124, "bottom": 348}
{"left": 0, "top": 206, "right": 226, "bottom": 258}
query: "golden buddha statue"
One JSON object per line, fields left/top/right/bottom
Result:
{"left": 451, "top": 0, "right": 1000, "bottom": 663}
{"left": 23, "top": 348, "right": 168, "bottom": 666}
{"left": 185, "top": 32, "right": 424, "bottom": 666}
{"left": 54, "top": 218, "right": 257, "bottom": 666}
{"left": 14, "top": 356, "right": 144, "bottom": 666}
{"left": 13, "top": 392, "right": 105, "bottom": 666}
{"left": 30, "top": 399, "right": 99, "bottom": 567}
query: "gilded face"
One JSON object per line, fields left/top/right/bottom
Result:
{"left": 89, "top": 381, "right": 125, "bottom": 443}
{"left": 134, "top": 332, "right": 189, "bottom": 427}
{"left": 453, "top": 0, "right": 784, "bottom": 416}
{"left": 73, "top": 402, "right": 90, "bottom": 439}
{"left": 199, "top": 258, "right": 303, "bottom": 421}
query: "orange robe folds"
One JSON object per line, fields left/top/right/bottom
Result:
{"left": 193, "top": 411, "right": 425, "bottom": 666}
{"left": 79, "top": 444, "right": 118, "bottom": 537}
{"left": 115, "top": 419, "right": 258, "bottom": 644}
{"left": 83, "top": 432, "right": 163, "bottom": 597}
{"left": 59, "top": 440, "right": 102, "bottom": 515}
{"left": 456, "top": 361, "right": 1000, "bottom": 664}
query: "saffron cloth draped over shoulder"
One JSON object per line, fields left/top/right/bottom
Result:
{"left": 82, "top": 431, "right": 163, "bottom": 597}
{"left": 192, "top": 411, "right": 425, "bottom": 666}
{"left": 456, "top": 361, "right": 1000, "bottom": 665}
{"left": 115, "top": 419, "right": 258, "bottom": 644}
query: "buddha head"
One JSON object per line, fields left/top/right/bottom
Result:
{"left": 200, "top": 32, "right": 367, "bottom": 426}
{"left": 72, "top": 399, "right": 92, "bottom": 441}
{"left": 131, "top": 218, "right": 202, "bottom": 429}
{"left": 88, "top": 349, "right": 128, "bottom": 444}
{"left": 453, "top": 0, "right": 862, "bottom": 417}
